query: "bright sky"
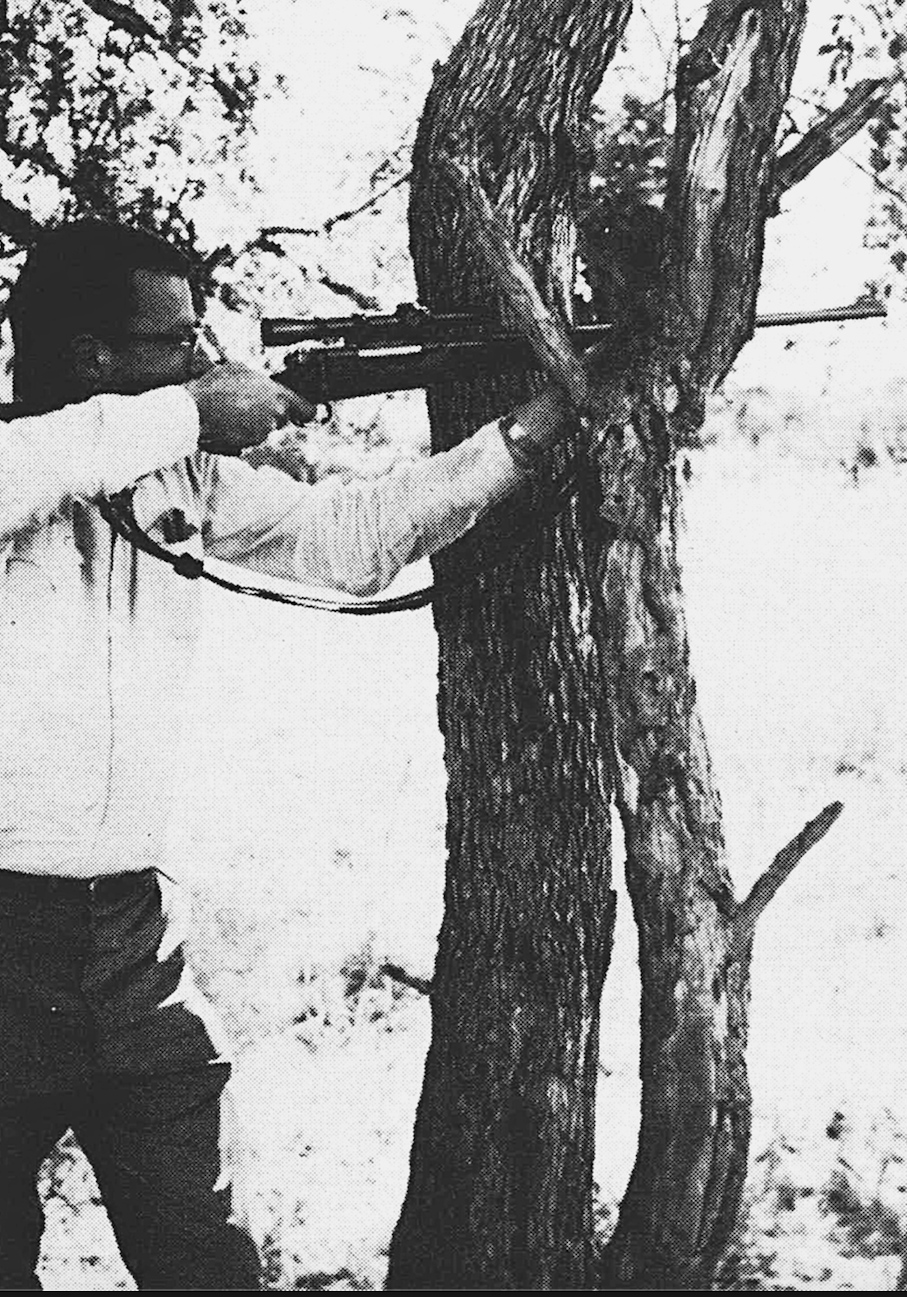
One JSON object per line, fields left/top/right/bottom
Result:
{"left": 248, "top": 0, "right": 476, "bottom": 229}
{"left": 244, "top": 0, "right": 887, "bottom": 310}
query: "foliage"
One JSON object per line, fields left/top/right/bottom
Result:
{"left": 0, "top": 0, "right": 283, "bottom": 347}
{"left": 813, "top": 2, "right": 907, "bottom": 294}
{"left": 578, "top": 93, "right": 670, "bottom": 323}
{"left": 0, "top": 0, "right": 262, "bottom": 256}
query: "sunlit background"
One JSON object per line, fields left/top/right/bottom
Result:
{"left": 3, "top": 0, "right": 907, "bottom": 1289}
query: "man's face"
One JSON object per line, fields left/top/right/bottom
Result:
{"left": 105, "top": 269, "right": 202, "bottom": 395}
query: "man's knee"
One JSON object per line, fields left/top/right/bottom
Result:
{"left": 128, "top": 1200, "right": 261, "bottom": 1291}
{"left": 78, "top": 1062, "right": 261, "bottom": 1289}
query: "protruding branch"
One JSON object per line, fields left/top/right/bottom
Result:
{"left": 438, "top": 151, "right": 591, "bottom": 410}
{"left": 732, "top": 800, "right": 844, "bottom": 956}
{"left": 317, "top": 275, "right": 380, "bottom": 312}
{"left": 381, "top": 962, "right": 433, "bottom": 996}
{"left": 261, "top": 171, "right": 410, "bottom": 240}
{"left": 773, "top": 75, "right": 898, "bottom": 202}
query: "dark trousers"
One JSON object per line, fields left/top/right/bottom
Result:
{"left": 0, "top": 867, "right": 261, "bottom": 1290}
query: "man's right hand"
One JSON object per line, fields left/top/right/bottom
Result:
{"left": 184, "top": 362, "right": 317, "bottom": 456}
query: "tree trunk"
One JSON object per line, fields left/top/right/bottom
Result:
{"left": 598, "top": 3, "right": 811, "bottom": 1284}
{"left": 388, "top": 0, "right": 853, "bottom": 1290}
{"left": 386, "top": 2, "right": 631, "bottom": 1289}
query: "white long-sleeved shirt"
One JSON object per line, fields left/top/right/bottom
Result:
{"left": 0, "top": 385, "right": 521, "bottom": 877}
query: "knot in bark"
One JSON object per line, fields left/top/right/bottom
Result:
{"left": 595, "top": 421, "right": 653, "bottom": 537}
{"left": 638, "top": 749, "right": 689, "bottom": 803}
{"left": 618, "top": 641, "right": 680, "bottom": 731}
{"left": 678, "top": 44, "right": 724, "bottom": 91}
{"left": 614, "top": 641, "right": 688, "bottom": 780}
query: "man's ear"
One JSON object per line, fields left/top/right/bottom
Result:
{"left": 69, "top": 334, "right": 114, "bottom": 393}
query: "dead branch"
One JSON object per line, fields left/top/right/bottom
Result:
{"left": 79, "top": 0, "right": 158, "bottom": 42}
{"left": 324, "top": 174, "right": 410, "bottom": 233}
{"left": 773, "top": 74, "right": 898, "bottom": 202}
{"left": 259, "top": 225, "right": 321, "bottom": 238}
{"left": 381, "top": 962, "right": 433, "bottom": 996}
{"left": 261, "top": 175, "right": 410, "bottom": 243}
{"left": 439, "top": 151, "right": 591, "bottom": 409}
{"left": 317, "top": 274, "right": 380, "bottom": 312}
{"left": 731, "top": 800, "right": 844, "bottom": 957}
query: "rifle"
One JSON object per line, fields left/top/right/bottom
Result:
{"left": 263, "top": 300, "right": 887, "bottom": 407}
{"left": 0, "top": 297, "right": 888, "bottom": 616}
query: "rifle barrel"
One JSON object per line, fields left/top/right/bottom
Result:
{"left": 755, "top": 302, "right": 886, "bottom": 327}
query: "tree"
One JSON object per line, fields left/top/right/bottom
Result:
{"left": 386, "top": 1, "right": 885, "bottom": 1289}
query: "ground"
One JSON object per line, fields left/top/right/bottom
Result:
{"left": 33, "top": 332, "right": 907, "bottom": 1287}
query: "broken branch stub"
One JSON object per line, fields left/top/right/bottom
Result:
{"left": 666, "top": 0, "right": 809, "bottom": 403}
{"left": 732, "top": 800, "right": 844, "bottom": 960}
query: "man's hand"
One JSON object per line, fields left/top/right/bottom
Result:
{"left": 184, "top": 362, "right": 317, "bottom": 457}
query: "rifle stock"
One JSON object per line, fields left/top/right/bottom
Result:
{"left": 273, "top": 329, "right": 612, "bottom": 405}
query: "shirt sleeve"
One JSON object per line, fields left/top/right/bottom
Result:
{"left": 0, "top": 386, "right": 200, "bottom": 543}
{"left": 203, "top": 419, "right": 524, "bottom": 596}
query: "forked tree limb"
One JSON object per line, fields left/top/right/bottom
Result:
{"left": 392, "top": 0, "right": 866, "bottom": 1287}
{"left": 439, "top": 151, "right": 592, "bottom": 409}
{"left": 436, "top": 10, "right": 847, "bottom": 1287}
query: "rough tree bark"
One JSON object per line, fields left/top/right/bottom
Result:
{"left": 596, "top": 2, "right": 812, "bottom": 1286}
{"left": 387, "top": 3, "right": 632, "bottom": 1289}
{"left": 388, "top": 1, "right": 876, "bottom": 1290}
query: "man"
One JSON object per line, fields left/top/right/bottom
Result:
{"left": 0, "top": 219, "right": 572, "bottom": 1290}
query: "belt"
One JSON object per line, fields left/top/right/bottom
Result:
{"left": 0, "top": 867, "right": 157, "bottom": 905}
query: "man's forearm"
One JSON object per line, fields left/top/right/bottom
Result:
{"left": 278, "top": 387, "right": 571, "bottom": 597}
{"left": 0, "top": 387, "right": 199, "bottom": 542}
{"left": 396, "top": 387, "right": 569, "bottom": 560}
